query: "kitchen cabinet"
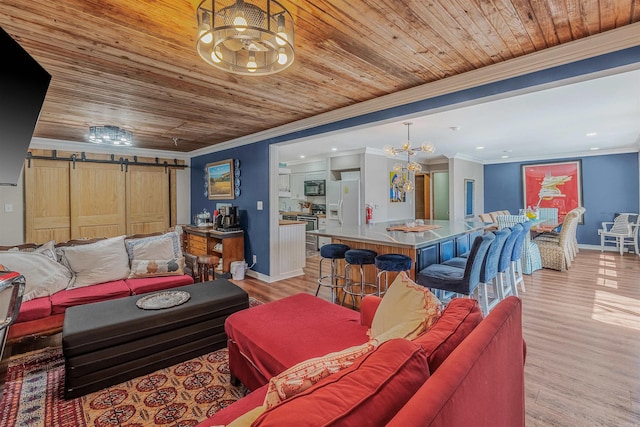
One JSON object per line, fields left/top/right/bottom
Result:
{"left": 317, "top": 217, "right": 331, "bottom": 249}
{"left": 279, "top": 222, "right": 306, "bottom": 276}
{"left": 290, "top": 173, "right": 306, "bottom": 200}
{"left": 278, "top": 168, "right": 291, "bottom": 197}
{"left": 305, "top": 171, "right": 326, "bottom": 181}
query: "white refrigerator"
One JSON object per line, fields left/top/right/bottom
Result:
{"left": 330, "top": 179, "right": 360, "bottom": 226}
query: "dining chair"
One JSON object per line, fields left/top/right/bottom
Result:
{"left": 497, "top": 224, "right": 522, "bottom": 299}
{"left": 497, "top": 215, "right": 542, "bottom": 275}
{"left": 598, "top": 213, "right": 640, "bottom": 255}
{"left": 416, "top": 233, "right": 495, "bottom": 310}
{"left": 535, "top": 210, "right": 579, "bottom": 271}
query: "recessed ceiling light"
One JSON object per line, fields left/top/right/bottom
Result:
{"left": 501, "top": 155, "right": 509, "bottom": 159}
{"left": 449, "top": 126, "right": 461, "bottom": 131}
{"left": 476, "top": 146, "right": 484, "bottom": 150}
{"left": 331, "top": 147, "right": 337, "bottom": 151}
{"left": 299, "top": 155, "right": 305, "bottom": 159}
{"left": 586, "top": 132, "right": 597, "bottom": 137}
{"left": 590, "top": 147, "right": 600, "bottom": 151}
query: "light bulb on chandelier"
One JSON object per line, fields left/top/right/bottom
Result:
{"left": 385, "top": 122, "right": 435, "bottom": 192}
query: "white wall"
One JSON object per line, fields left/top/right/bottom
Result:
{"left": 0, "top": 168, "right": 25, "bottom": 245}
{"left": 385, "top": 158, "right": 415, "bottom": 221}
{"left": 363, "top": 152, "right": 389, "bottom": 223}
{"left": 450, "top": 157, "right": 484, "bottom": 221}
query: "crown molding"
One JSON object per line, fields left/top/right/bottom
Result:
{"left": 189, "top": 23, "right": 640, "bottom": 158}
{"left": 483, "top": 146, "right": 638, "bottom": 165}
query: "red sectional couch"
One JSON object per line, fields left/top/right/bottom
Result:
{"left": 2, "top": 234, "right": 195, "bottom": 343}
{"left": 199, "top": 295, "right": 525, "bottom": 426}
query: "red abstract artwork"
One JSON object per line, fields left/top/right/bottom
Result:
{"left": 522, "top": 160, "right": 582, "bottom": 224}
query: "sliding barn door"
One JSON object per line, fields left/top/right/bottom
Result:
{"left": 24, "top": 159, "right": 71, "bottom": 243}
{"left": 70, "top": 163, "right": 126, "bottom": 239}
{"left": 126, "top": 166, "right": 170, "bottom": 234}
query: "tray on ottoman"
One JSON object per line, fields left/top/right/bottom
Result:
{"left": 63, "top": 279, "right": 248, "bottom": 399}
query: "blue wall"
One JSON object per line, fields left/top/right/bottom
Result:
{"left": 190, "top": 142, "right": 271, "bottom": 274}
{"left": 484, "top": 153, "right": 639, "bottom": 245}
{"left": 191, "top": 46, "right": 640, "bottom": 276}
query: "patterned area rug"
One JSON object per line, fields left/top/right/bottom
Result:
{"left": 0, "top": 297, "right": 263, "bottom": 427}
{"left": 0, "top": 347, "right": 247, "bottom": 427}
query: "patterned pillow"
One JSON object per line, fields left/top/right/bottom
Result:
{"left": 128, "top": 257, "right": 185, "bottom": 278}
{"left": 263, "top": 340, "right": 378, "bottom": 409}
{"left": 125, "top": 232, "right": 182, "bottom": 262}
{"left": 369, "top": 271, "right": 442, "bottom": 341}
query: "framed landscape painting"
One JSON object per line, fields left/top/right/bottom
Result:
{"left": 522, "top": 160, "right": 582, "bottom": 224}
{"left": 207, "top": 159, "right": 235, "bottom": 200}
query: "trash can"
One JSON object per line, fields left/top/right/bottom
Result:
{"left": 231, "top": 261, "right": 248, "bottom": 280}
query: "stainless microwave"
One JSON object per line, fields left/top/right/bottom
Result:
{"left": 304, "top": 180, "right": 326, "bottom": 196}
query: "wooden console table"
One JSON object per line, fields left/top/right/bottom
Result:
{"left": 182, "top": 225, "right": 244, "bottom": 274}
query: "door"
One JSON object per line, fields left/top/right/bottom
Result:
{"left": 432, "top": 172, "right": 449, "bottom": 220}
{"left": 70, "top": 163, "right": 126, "bottom": 239}
{"left": 126, "top": 166, "right": 170, "bottom": 234}
{"left": 424, "top": 174, "right": 432, "bottom": 220}
{"left": 415, "top": 174, "right": 425, "bottom": 220}
{"left": 25, "top": 159, "right": 71, "bottom": 243}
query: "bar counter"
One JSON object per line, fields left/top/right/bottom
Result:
{"left": 308, "top": 220, "right": 485, "bottom": 251}
{"left": 308, "top": 220, "right": 485, "bottom": 305}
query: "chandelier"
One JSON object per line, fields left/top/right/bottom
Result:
{"left": 89, "top": 126, "right": 133, "bottom": 146}
{"left": 196, "top": 0, "right": 295, "bottom": 75}
{"left": 384, "top": 122, "right": 435, "bottom": 192}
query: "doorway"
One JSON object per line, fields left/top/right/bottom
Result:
{"left": 432, "top": 171, "right": 449, "bottom": 220}
{"left": 415, "top": 174, "right": 431, "bottom": 220}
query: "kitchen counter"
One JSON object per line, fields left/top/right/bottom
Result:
{"left": 279, "top": 220, "right": 306, "bottom": 226}
{"left": 307, "top": 219, "right": 485, "bottom": 250}
{"left": 307, "top": 219, "right": 485, "bottom": 302}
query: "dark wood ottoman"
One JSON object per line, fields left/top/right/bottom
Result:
{"left": 62, "top": 279, "right": 248, "bottom": 399}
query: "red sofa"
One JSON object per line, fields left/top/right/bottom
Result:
{"left": 2, "top": 235, "right": 196, "bottom": 343}
{"left": 199, "top": 294, "right": 525, "bottom": 426}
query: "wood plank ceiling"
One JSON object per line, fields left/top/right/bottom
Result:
{"left": 1, "top": 0, "right": 638, "bottom": 153}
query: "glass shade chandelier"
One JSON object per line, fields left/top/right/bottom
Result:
{"left": 89, "top": 126, "right": 132, "bottom": 146}
{"left": 384, "top": 122, "right": 435, "bottom": 192}
{"left": 196, "top": 0, "right": 294, "bottom": 76}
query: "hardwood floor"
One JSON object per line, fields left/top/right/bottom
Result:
{"left": 2, "top": 249, "right": 639, "bottom": 425}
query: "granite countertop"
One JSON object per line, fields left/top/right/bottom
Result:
{"left": 280, "top": 211, "right": 326, "bottom": 217}
{"left": 307, "top": 220, "right": 485, "bottom": 249}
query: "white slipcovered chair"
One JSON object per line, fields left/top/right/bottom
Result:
{"left": 598, "top": 213, "right": 640, "bottom": 255}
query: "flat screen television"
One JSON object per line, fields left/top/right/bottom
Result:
{"left": 0, "top": 26, "right": 51, "bottom": 185}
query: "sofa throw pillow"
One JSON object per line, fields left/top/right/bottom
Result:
{"left": 263, "top": 340, "right": 378, "bottom": 409}
{"left": 252, "top": 339, "right": 429, "bottom": 427}
{"left": 6, "top": 240, "right": 57, "bottom": 262}
{"left": 0, "top": 251, "right": 72, "bottom": 301}
{"left": 128, "top": 257, "right": 185, "bottom": 279}
{"left": 125, "top": 232, "right": 182, "bottom": 262}
{"left": 369, "top": 271, "right": 442, "bottom": 341}
{"left": 60, "top": 235, "right": 130, "bottom": 289}
{"left": 226, "top": 406, "right": 267, "bottom": 427}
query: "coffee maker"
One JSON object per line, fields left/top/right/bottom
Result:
{"left": 215, "top": 206, "right": 241, "bottom": 231}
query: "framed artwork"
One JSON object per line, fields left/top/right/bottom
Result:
{"left": 389, "top": 171, "right": 406, "bottom": 203}
{"left": 522, "top": 160, "right": 582, "bottom": 224}
{"left": 464, "top": 179, "right": 475, "bottom": 218}
{"left": 207, "top": 159, "right": 235, "bottom": 200}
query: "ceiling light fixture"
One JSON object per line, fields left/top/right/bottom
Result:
{"left": 383, "top": 122, "right": 435, "bottom": 192}
{"left": 89, "top": 125, "right": 132, "bottom": 146}
{"left": 196, "top": 0, "right": 295, "bottom": 76}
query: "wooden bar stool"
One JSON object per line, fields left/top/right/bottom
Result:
{"left": 197, "top": 255, "right": 219, "bottom": 282}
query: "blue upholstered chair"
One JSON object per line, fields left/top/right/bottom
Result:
{"left": 416, "top": 233, "right": 495, "bottom": 307}
{"left": 375, "top": 254, "right": 412, "bottom": 295}
{"left": 316, "top": 244, "right": 350, "bottom": 304}
{"left": 497, "top": 215, "right": 541, "bottom": 275}
{"left": 509, "top": 221, "right": 535, "bottom": 293}
{"left": 341, "top": 249, "right": 378, "bottom": 308}
{"left": 497, "top": 224, "right": 523, "bottom": 299}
